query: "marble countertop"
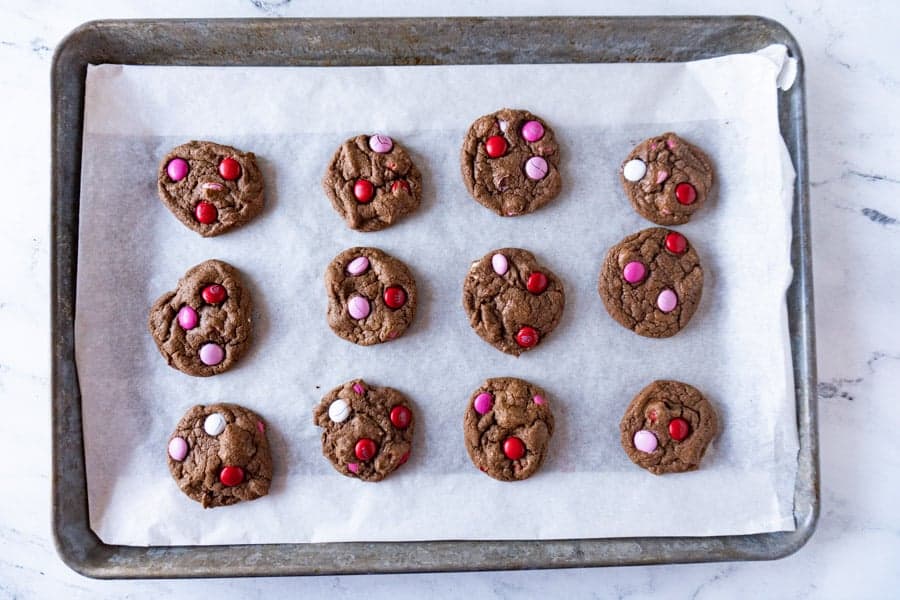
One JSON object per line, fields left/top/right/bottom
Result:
{"left": 1, "top": 1, "right": 897, "bottom": 597}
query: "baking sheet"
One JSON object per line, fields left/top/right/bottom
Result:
{"left": 76, "top": 48, "right": 798, "bottom": 546}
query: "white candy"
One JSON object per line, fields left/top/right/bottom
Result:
{"left": 623, "top": 159, "right": 647, "bottom": 182}
{"left": 498, "top": 119, "right": 509, "bottom": 133}
{"left": 203, "top": 413, "right": 226, "bottom": 436}
{"left": 328, "top": 399, "right": 351, "bottom": 423}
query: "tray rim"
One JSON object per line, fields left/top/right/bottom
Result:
{"left": 51, "top": 15, "right": 818, "bottom": 578}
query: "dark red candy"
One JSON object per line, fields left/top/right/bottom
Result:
{"left": 485, "top": 135, "right": 508, "bottom": 158}
{"left": 398, "top": 451, "right": 410, "bottom": 466}
{"left": 219, "top": 465, "right": 244, "bottom": 487}
{"left": 665, "top": 231, "right": 687, "bottom": 255}
{"left": 354, "top": 179, "right": 374, "bottom": 203}
{"left": 218, "top": 157, "right": 241, "bottom": 180}
{"left": 390, "top": 405, "right": 412, "bottom": 429}
{"left": 355, "top": 438, "right": 377, "bottom": 461}
{"left": 194, "top": 201, "right": 218, "bottom": 224}
{"left": 202, "top": 284, "right": 227, "bottom": 304}
{"left": 675, "top": 182, "right": 697, "bottom": 205}
{"left": 668, "top": 417, "right": 690, "bottom": 441}
{"left": 503, "top": 436, "right": 525, "bottom": 460}
{"left": 391, "top": 180, "right": 410, "bottom": 193}
{"left": 383, "top": 286, "right": 407, "bottom": 309}
{"left": 526, "top": 272, "right": 548, "bottom": 294}
{"left": 515, "top": 326, "right": 539, "bottom": 348}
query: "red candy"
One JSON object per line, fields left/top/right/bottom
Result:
{"left": 503, "top": 436, "right": 525, "bottom": 460}
{"left": 194, "top": 201, "right": 218, "bottom": 224}
{"left": 202, "top": 284, "right": 227, "bottom": 304}
{"left": 354, "top": 179, "right": 374, "bottom": 203}
{"left": 648, "top": 409, "right": 658, "bottom": 424}
{"left": 675, "top": 182, "right": 696, "bottom": 205}
{"left": 398, "top": 451, "right": 410, "bottom": 466}
{"left": 515, "top": 326, "right": 539, "bottom": 348}
{"left": 390, "top": 405, "right": 411, "bottom": 429}
{"left": 355, "top": 438, "right": 377, "bottom": 461}
{"left": 383, "top": 286, "right": 407, "bottom": 309}
{"left": 218, "top": 157, "right": 241, "bottom": 180}
{"left": 391, "top": 180, "right": 410, "bottom": 193}
{"left": 668, "top": 417, "right": 690, "bottom": 441}
{"left": 485, "top": 135, "right": 508, "bottom": 158}
{"left": 526, "top": 272, "right": 548, "bottom": 294}
{"left": 665, "top": 231, "right": 687, "bottom": 255}
{"left": 219, "top": 465, "right": 244, "bottom": 487}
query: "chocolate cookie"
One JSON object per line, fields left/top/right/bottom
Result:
{"left": 460, "top": 108, "right": 562, "bottom": 217}
{"left": 322, "top": 134, "right": 422, "bottom": 232}
{"left": 598, "top": 227, "right": 703, "bottom": 338}
{"left": 620, "top": 380, "right": 718, "bottom": 475}
{"left": 313, "top": 379, "right": 415, "bottom": 482}
{"left": 462, "top": 248, "right": 565, "bottom": 356}
{"left": 464, "top": 377, "right": 554, "bottom": 481}
{"left": 620, "top": 133, "right": 713, "bottom": 225}
{"left": 167, "top": 403, "right": 272, "bottom": 508}
{"left": 148, "top": 259, "right": 252, "bottom": 376}
{"left": 325, "top": 247, "right": 417, "bottom": 346}
{"left": 158, "top": 140, "right": 265, "bottom": 237}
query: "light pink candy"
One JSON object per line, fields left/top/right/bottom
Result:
{"left": 347, "top": 462, "right": 359, "bottom": 474}
{"left": 199, "top": 342, "right": 224, "bottom": 366}
{"left": 491, "top": 253, "right": 508, "bottom": 275}
{"left": 177, "top": 305, "right": 198, "bottom": 330}
{"left": 533, "top": 395, "right": 545, "bottom": 405}
{"left": 347, "top": 296, "right": 370, "bottom": 320}
{"left": 168, "top": 437, "right": 188, "bottom": 461}
{"left": 633, "top": 430, "right": 658, "bottom": 453}
{"left": 524, "top": 156, "right": 549, "bottom": 180}
{"left": 657, "top": 289, "right": 678, "bottom": 313}
{"left": 623, "top": 261, "right": 647, "bottom": 284}
{"left": 474, "top": 392, "right": 493, "bottom": 414}
{"left": 346, "top": 256, "right": 370, "bottom": 276}
{"left": 667, "top": 137, "right": 677, "bottom": 149}
{"left": 656, "top": 170, "right": 669, "bottom": 184}
{"left": 521, "top": 120, "right": 545, "bottom": 142}
{"left": 166, "top": 158, "right": 188, "bottom": 181}
{"left": 368, "top": 134, "right": 393, "bottom": 153}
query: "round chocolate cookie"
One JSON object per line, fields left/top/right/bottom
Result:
{"left": 620, "top": 132, "right": 713, "bottom": 225}
{"left": 462, "top": 248, "right": 565, "bottom": 356}
{"left": 598, "top": 227, "right": 703, "bottom": 338}
{"left": 167, "top": 403, "right": 273, "bottom": 508}
{"left": 322, "top": 134, "right": 422, "bottom": 232}
{"left": 325, "top": 247, "right": 417, "bottom": 346}
{"left": 620, "top": 380, "right": 718, "bottom": 475}
{"left": 148, "top": 259, "right": 253, "bottom": 376}
{"left": 158, "top": 140, "right": 265, "bottom": 237}
{"left": 464, "top": 377, "right": 554, "bottom": 482}
{"left": 313, "top": 379, "right": 415, "bottom": 482}
{"left": 460, "top": 108, "right": 562, "bottom": 217}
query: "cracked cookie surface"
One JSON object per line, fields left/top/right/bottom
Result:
{"left": 460, "top": 108, "right": 562, "bottom": 217}
{"left": 313, "top": 379, "right": 415, "bottom": 482}
{"left": 325, "top": 247, "right": 417, "bottom": 346}
{"left": 620, "top": 132, "right": 713, "bottom": 225}
{"left": 167, "top": 403, "right": 272, "bottom": 508}
{"left": 464, "top": 377, "right": 554, "bottom": 481}
{"left": 322, "top": 134, "right": 422, "bottom": 231}
{"left": 598, "top": 227, "right": 703, "bottom": 338}
{"left": 619, "top": 380, "right": 718, "bottom": 475}
{"left": 158, "top": 140, "right": 265, "bottom": 237}
{"left": 462, "top": 248, "right": 565, "bottom": 356}
{"left": 148, "top": 259, "right": 253, "bottom": 376}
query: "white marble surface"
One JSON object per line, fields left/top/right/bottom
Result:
{"left": 1, "top": 0, "right": 897, "bottom": 597}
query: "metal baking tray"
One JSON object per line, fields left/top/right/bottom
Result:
{"left": 51, "top": 16, "right": 817, "bottom": 577}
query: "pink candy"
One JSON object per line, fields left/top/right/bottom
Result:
{"left": 168, "top": 437, "right": 188, "bottom": 461}
{"left": 199, "top": 342, "right": 224, "bottom": 366}
{"left": 347, "top": 462, "right": 359, "bottom": 474}
{"left": 177, "top": 306, "right": 198, "bottom": 330}
{"left": 525, "top": 156, "right": 548, "bottom": 180}
{"left": 353, "top": 383, "right": 365, "bottom": 395}
{"left": 474, "top": 392, "right": 493, "bottom": 414}
{"left": 347, "top": 296, "right": 370, "bottom": 320}
{"left": 633, "top": 430, "right": 658, "bottom": 453}
{"left": 656, "top": 170, "right": 669, "bottom": 184}
{"left": 166, "top": 158, "right": 188, "bottom": 181}
{"left": 346, "top": 256, "right": 370, "bottom": 276}
{"left": 657, "top": 289, "right": 678, "bottom": 313}
{"left": 368, "top": 134, "right": 393, "bottom": 153}
{"left": 491, "top": 253, "right": 508, "bottom": 275}
{"left": 521, "top": 120, "right": 545, "bottom": 142}
{"left": 533, "top": 395, "right": 545, "bottom": 405}
{"left": 623, "top": 261, "right": 647, "bottom": 284}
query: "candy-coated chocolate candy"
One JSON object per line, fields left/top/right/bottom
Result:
{"left": 347, "top": 295, "right": 371, "bottom": 320}
{"left": 485, "top": 135, "right": 507, "bottom": 158}
{"left": 257, "top": 420, "right": 265, "bottom": 433}
{"left": 354, "top": 179, "right": 374, "bottom": 203}
{"left": 383, "top": 286, "right": 407, "bottom": 309}
{"left": 675, "top": 182, "right": 696, "bottom": 205}
{"left": 398, "top": 451, "right": 410, "bottom": 466}
{"left": 199, "top": 342, "right": 225, "bottom": 366}
{"left": 515, "top": 326, "right": 539, "bottom": 348}
{"left": 202, "top": 284, "right": 227, "bottom": 304}
{"left": 521, "top": 120, "right": 545, "bottom": 142}
{"left": 368, "top": 134, "right": 394, "bottom": 153}
{"left": 623, "top": 159, "right": 647, "bottom": 182}
{"left": 524, "top": 156, "right": 548, "bottom": 180}
{"left": 503, "top": 436, "right": 525, "bottom": 460}
{"left": 167, "top": 158, "right": 189, "bottom": 182}
{"left": 633, "top": 429, "right": 658, "bottom": 453}
{"left": 347, "top": 462, "right": 359, "bottom": 474}
{"left": 664, "top": 231, "right": 687, "bottom": 254}
{"left": 328, "top": 399, "right": 351, "bottom": 423}
{"left": 355, "top": 438, "right": 377, "bottom": 461}
{"left": 474, "top": 392, "right": 493, "bottom": 414}
{"left": 204, "top": 413, "right": 226, "bottom": 436}
{"left": 391, "top": 179, "right": 410, "bottom": 193}
{"left": 218, "top": 157, "right": 241, "bottom": 180}
{"left": 390, "top": 405, "right": 412, "bottom": 429}
{"left": 656, "top": 170, "right": 669, "bottom": 184}
{"left": 668, "top": 417, "right": 690, "bottom": 441}
{"left": 194, "top": 201, "right": 218, "bottom": 224}
{"left": 491, "top": 253, "right": 508, "bottom": 275}
{"left": 346, "top": 256, "right": 370, "bottom": 276}
{"left": 168, "top": 437, "right": 188, "bottom": 461}
{"left": 219, "top": 465, "right": 244, "bottom": 486}
{"left": 623, "top": 261, "right": 647, "bottom": 284}
{"left": 657, "top": 289, "right": 678, "bottom": 313}
{"left": 533, "top": 395, "right": 545, "bottom": 405}
{"left": 353, "top": 383, "right": 365, "bottom": 395}
{"left": 177, "top": 306, "right": 198, "bottom": 330}
{"left": 527, "top": 271, "right": 548, "bottom": 294}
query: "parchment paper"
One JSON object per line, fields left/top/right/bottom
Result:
{"left": 76, "top": 47, "right": 799, "bottom": 545}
